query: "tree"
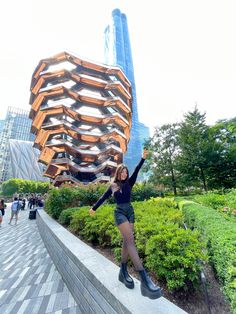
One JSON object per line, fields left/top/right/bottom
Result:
{"left": 1, "top": 178, "right": 50, "bottom": 197}
{"left": 177, "top": 107, "right": 211, "bottom": 191}
{"left": 143, "top": 123, "right": 180, "bottom": 195}
{"left": 1, "top": 179, "right": 19, "bottom": 196}
{"left": 143, "top": 107, "right": 236, "bottom": 192}
{"left": 207, "top": 118, "right": 236, "bottom": 188}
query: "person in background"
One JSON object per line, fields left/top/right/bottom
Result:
{"left": 31, "top": 194, "right": 36, "bottom": 209}
{"left": 21, "top": 197, "right": 26, "bottom": 210}
{"left": 89, "top": 149, "right": 162, "bottom": 299}
{"left": 37, "top": 195, "right": 44, "bottom": 208}
{"left": 9, "top": 197, "right": 21, "bottom": 225}
{"left": 0, "top": 199, "right": 5, "bottom": 227}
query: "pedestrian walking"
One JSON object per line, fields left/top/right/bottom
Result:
{"left": 9, "top": 197, "right": 21, "bottom": 225}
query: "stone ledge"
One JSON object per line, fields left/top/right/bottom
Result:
{"left": 37, "top": 209, "right": 188, "bottom": 314}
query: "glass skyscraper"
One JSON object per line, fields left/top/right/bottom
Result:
{"left": 104, "top": 8, "right": 149, "bottom": 173}
{"left": 0, "top": 120, "right": 4, "bottom": 134}
{"left": 0, "top": 106, "right": 35, "bottom": 181}
{"left": 138, "top": 121, "right": 150, "bottom": 145}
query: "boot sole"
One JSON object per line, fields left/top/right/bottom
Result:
{"left": 119, "top": 273, "right": 134, "bottom": 289}
{"left": 141, "top": 285, "right": 162, "bottom": 299}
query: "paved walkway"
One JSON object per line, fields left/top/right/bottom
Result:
{"left": 0, "top": 204, "right": 81, "bottom": 314}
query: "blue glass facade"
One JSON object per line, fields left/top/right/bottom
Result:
{"left": 138, "top": 122, "right": 150, "bottom": 146}
{"left": 104, "top": 8, "right": 144, "bottom": 173}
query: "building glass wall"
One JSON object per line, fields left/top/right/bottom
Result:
{"left": 138, "top": 122, "right": 150, "bottom": 146}
{"left": 104, "top": 8, "right": 149, "bottom": 173}
{"left": 0, "top": 120, "right": 4, "bottom": 134}
{"left": 0, "top": 106, "right": 35, "bottom": 181}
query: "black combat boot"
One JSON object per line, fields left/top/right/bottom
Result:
{"left": 139, "top": 269, "right": 162, "bottom": 299}
{"left": 119, "top": 263, "right": 134, "bottom": 289}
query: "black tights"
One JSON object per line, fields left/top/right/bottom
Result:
{"left": 118, "top": 221, "right": 144, "bottom": 271}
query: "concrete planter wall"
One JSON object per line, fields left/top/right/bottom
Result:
{"left": 37, "top": 209, "right": 187, "bottom": 314}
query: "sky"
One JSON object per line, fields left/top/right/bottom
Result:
{"left": 1, "top": 0, "right": 236, "bottom": 134}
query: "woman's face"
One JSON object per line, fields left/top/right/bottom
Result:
{"left": 120, "top": 168, "right": 128, "bottom": 181}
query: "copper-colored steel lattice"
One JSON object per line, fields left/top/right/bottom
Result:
{"left": 29, "top": 52, "right": 132, "bottom": 185}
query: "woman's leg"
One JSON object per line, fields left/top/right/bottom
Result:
{"left": 15, "top": 212, "right": 19, "bottom": 225}
{"left": 9, "top": 211, "right": 14, "bottom": 224}
{"left": 118, "top": 221, "right": 143, "bottom": 271}
{"left": 121, "top": 223, "right": 134, "bottom": 263}
{"left": 118, "top": 221, "right": 162, "bottom": 298}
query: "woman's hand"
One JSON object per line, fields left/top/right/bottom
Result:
{"left": 142, "top": 148, "right": 149, "bottom": 159}
{"left": 89, "top": 208, "right": 96, "bottom": 216}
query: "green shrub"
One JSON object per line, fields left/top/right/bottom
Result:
{"left": 134, "top": 198, "right": 207, "bottom": 291}
{"left": 193, "top": 191, "right": 236, "bottom": 220}
{"left": 225, "top": 189, "right": 236, "bottom": 209}
{"left": 131, "top": 183, "right": 163, "bottom": 202}
{"left": 135, "top": 198, "right": 184, "bottom": 227}
{"left": 45, "top": 184, "right": 111, "bottom": 220}
{"left": 69, "top": 198, "right": 206, "bottom": 291}
{"left": 74, "top": 183, "right": 113, "bottom": 206}
{"left": 58, "top": 207, "right": 79, "bottom": 226}
{"left": 179, "top": 200, "right": 236, "bottom": 313}
{"left": 45, "top": 182, "right": 163, "bottom": 220}
{"left": 145, "top": 226, "right": 206, "bottom": 291}
{"left": 45, "top": 187, "right": 79, "bottom": 219}
{"left": 70, "top": 205, "right": 118, "bottom": 247}
{"left": 193, "top": 192, "right": 225, "bottom": 210}
{"left": 69, "top": 206, "right": 89, "bottom": 234}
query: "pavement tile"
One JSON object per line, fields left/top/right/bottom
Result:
{"left": 0, "top": 205, "right": 78, "bottom": 314}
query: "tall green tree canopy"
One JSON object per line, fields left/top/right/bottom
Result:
{"left": 1, "top": 179, "right": 50, "bottom": 197}
{"left": 143, "top": 107, "right": 236, "bottom": 193}
{"left": 207, "top": 118, "right": 236, "bottom": 188}
{"left": 143, "top": 123, "right": 179, "bottom": 195}
{"left": 177, "top": 107, "right": 211, "bottom": 190}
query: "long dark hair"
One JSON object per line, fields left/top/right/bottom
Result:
{"left": 113, "top": 164, "right": 129, "bottom": 183}
{"left": 111, "top": 164, "right": 129, "bottom": 194}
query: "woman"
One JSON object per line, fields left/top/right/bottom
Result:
{"left": 9, "top": 197, "right": 21, "bottom": 225}
{"left": 89, "top": 149, "right": 162, "bottom": 299}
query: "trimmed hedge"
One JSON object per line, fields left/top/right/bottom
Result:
{"left": 66, "top": 198, "right": 207, "bottom": 291}
{"left": 179, "top": 200, "right": 236, "bottom": 313}
{"left": 192, "top": 191, "right": 236, "bottom": 221}
{"left": 193, "top": 193, "right": 226, "bottom": 210}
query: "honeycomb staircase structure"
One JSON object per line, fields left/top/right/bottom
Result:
{"left": 29, "top": 52, "right": 132, "bottom": 185}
